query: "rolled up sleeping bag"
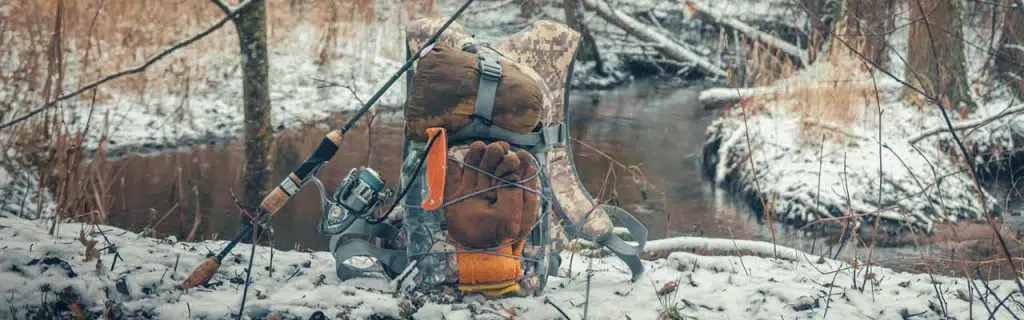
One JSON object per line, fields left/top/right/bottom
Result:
{"left": 405, "top": 44, "right": 544, "bottom": 142}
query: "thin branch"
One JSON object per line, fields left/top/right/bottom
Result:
{"left": 544, "top": 297, "right": 573, "bottom": 320}
{"left": 208, "top": 0, "right": 232, "bottom": 16}
{"left": 912, "top": 0, "right": 1024, "bottom": 296}
{"left": 466, "top": 0, "right": 515, "bottom": 13}
{"left": 0, "top": 0, "right": 259, "bottom": 131}
{"left": 908, "top": 105, "right": 1024, "bottom": 144}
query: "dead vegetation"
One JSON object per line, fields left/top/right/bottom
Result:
{"left": 0, "top": 0, "right": 435, "bottom": 232}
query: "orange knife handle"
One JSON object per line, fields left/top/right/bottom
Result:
{"left": 421, "top": 127, "right": 447, "bottom": 210}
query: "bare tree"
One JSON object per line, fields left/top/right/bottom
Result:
{"left": 563, "top": 0, "right": 606, "bottom": 76}
{"left": 906, "top": 0, "right": 975, "bottom": 111}
{"left": 840, "top": 0, "right": 896, "bottom": 66}
{"left": 212, "top": 0, "right": 274, "bottom": 222}
{"left": 995, "top": 1, "right": 1024, "bottom": 99}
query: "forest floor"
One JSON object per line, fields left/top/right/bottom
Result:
{"left": 2, "top": 214, "right": 1021, "bottom": 319}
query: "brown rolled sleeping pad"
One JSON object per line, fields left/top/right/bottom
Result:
{"left": 405, "top": 44, "right": 545, "bottom": 142}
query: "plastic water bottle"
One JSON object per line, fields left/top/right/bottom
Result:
{"left": 401, "top": 146, "right": 457, "bottom": 285}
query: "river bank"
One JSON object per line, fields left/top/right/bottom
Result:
{"left": 697, "top": 13, "right": 1024, "bottom": 280}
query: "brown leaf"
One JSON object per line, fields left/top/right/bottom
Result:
{"left": 684, "top": 1, "right": 698, "bottom": 17}
{"left": 78, "top": 230, "right": 99, "bottom": 262}
{"left": 657, "top": 281, "right": 678, "bottom": 296}
{"left": 69, "top": 303, "right": 86, "bottom": 320}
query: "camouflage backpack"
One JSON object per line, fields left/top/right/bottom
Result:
{"left": 327, "top": 17, "right": 648, "bottom": 297}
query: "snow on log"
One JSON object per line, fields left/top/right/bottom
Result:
{"left": 699, "top": 81, "right": 904, "bottom": 105}
{"left": 682, "top": 0, "right": 808, "bottom": 65}
{"left": 580, "top": 0, "right": 728, "bottom": 78}
{"left": 572, "top": 236, "right": 838, "bottom": 265}
{"left": 699, "top": 87, "right": 781, "bottom": 105}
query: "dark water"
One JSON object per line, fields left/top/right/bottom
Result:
{"left": 83, "top": 80, "right": 1023, "bottom": 279}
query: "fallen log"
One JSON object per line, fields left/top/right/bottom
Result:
{"left": 698, "top": 80, "right": 904, "bottom": 105}
{"left": 569, "top": 236, "right": 851, "bottom": 265}
{"left": 580, "top": 0, "right": 728, "bottom": 78}
{"left": 683, "top": 0, "right": 808, "bottom": 65}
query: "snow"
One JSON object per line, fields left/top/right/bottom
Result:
{"left": 0, "top": 161, "right": 54, "bottom": 220}
{"left": 2, "top": 1, "right": 1022, "bottom": 318}
{"left": 3, "top": 215, "right": 1022, "bottom": 319}
{"left": 699, "top": 7, "right": 1024, "bottom": 233}
{"left": 1, "top": 3, "right": 410, "bottom": 158}
{"left": 0, "top": 0, "right": 813, "bottom": 158}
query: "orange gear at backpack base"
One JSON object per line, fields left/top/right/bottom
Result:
{"left": 441, "top": 141, "right": 540, "bottom": 297}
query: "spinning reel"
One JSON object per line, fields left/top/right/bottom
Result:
{"left": 312, "top": 167, "right": 395, "bottom": 236}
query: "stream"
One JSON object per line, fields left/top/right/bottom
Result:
{"left": 85, "top": 79, "right": 1022, "bottom": 280}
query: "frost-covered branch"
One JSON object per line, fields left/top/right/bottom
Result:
{"left": 0, "top": 0, "right": 258, "bottom": 131}
{"left": 907, "top": 105, "right": 1024, "bottom": 145}
{"left": 682, "top": 0, "right": 808, "bottom": 65}
{"left": 580, "top": 0, "right": 728, "bottom": 78}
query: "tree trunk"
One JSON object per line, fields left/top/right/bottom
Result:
{"left": 234, "top": 1, "right": 274, "bottom": 221}
{"left": 906, "top": 0, "right": 975, "bottom": 111}
{"left": 563, "top": 0, "right": 606, "bottom": 76}
{"left": 996, "top": 2, "right": 1024, "bottom": 99}
{"left": 841, "top": 0, "right": 895, "bottom": 66}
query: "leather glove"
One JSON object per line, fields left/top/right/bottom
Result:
{"left": 444, "top": 141, "right": 540, "bottom": 249}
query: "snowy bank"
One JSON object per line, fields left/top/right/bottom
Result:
{"left": 698, "top": 1, "right": 1024, "bottom": 234}
{"left": 2, "top": 215, "right": 1022, "bottom": 319}
{"left": 0, "top": 160, "right": 54, "bottom": 220}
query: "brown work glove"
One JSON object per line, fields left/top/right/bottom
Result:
{"left": 445, "top": 141, "right": 540, "bottom": 249}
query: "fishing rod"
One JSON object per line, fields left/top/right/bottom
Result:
{"left": 179, "top": 0, "right": 479, "bottom": 290}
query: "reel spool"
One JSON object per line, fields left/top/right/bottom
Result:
{"left": 316, "top": 167, "right": 394, "bottom": 235}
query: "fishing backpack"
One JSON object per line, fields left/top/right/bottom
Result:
{"left": 328, "top": 17, "right": 648, "bottom": 297}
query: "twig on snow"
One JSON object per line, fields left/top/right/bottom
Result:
{"left": 975, "top": 267, "right": 1021, "bottom": 320}
{"left": 544, "top": 297, "right": 572, "bottom": 320}
{"left": 583, "top": 256, "right": 594, "bottom": 320}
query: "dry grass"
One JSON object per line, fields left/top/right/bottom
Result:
{"left": 730, "top": 31, "right": 878, "bottom": 145}
{"left": 0, "top": 0, "right": 437, "bottom": 234}
{"left": 0, "top": 0, "right": 432, "bottom": 116}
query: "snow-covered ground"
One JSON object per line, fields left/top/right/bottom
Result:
{"left": 0, "top": 156, "right": 54, "bottom": 220}
{"left": 57, "top": 15, "right": 408, "bottom": 157}
{"left": 3, "top": 214, "right": 1023, "bottom": 320}
{"left": 703, "top": 69, "right": 1021, "bottom": 233}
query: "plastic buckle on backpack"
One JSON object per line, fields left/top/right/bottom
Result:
{"left": 478, "top": 53, "right": 502, "bottom": 82}
{"left": 541, "top": 124, "right": 565, "bottom": 146}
